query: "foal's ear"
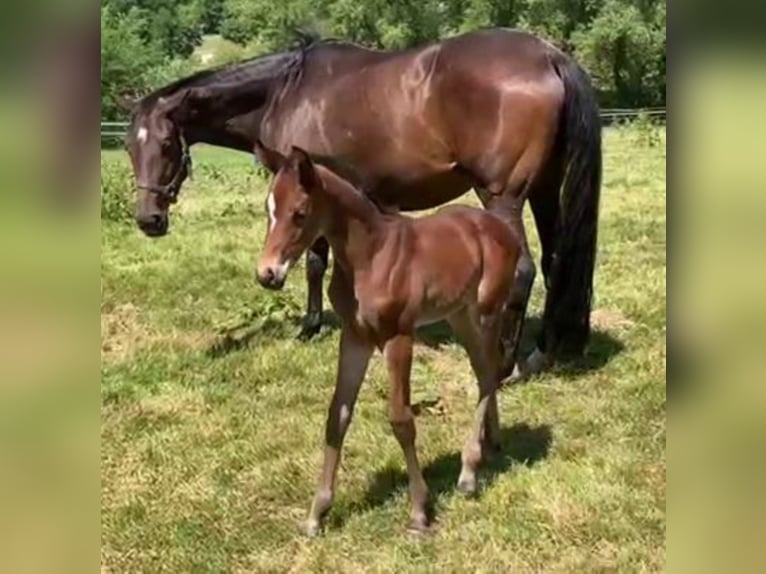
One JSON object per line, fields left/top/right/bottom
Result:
{"left": 288, "top": 146, "right": 318, "bottom": 191}
{"left": 253, "top": 140, "right": 286, "bottom": 174}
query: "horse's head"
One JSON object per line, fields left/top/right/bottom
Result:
{"left": 253, "top": 141, "right": 323, "bottom": 290}
{"left": 121, "top": 93, "right": 195, "bottom": 237}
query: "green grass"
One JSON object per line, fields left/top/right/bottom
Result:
{"left": 101, "top": 126, "right": 666, "bottom": 572}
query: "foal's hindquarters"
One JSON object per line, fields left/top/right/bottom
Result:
{"left": 306, "top": 207, "right": 521, "bottom": 535}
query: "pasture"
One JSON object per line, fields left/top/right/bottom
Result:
{"left": 101, "top": 125, "right": 666, "bottom": 571}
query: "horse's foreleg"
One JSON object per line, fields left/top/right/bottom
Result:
{"left": 383, "top": 333, "right": 430, "bottom": 533}
{"left": 306, "top": 326, "right": 373, "bottom": 536}
{"left": 300, "top": 237, "right": 329, "bottom": 340}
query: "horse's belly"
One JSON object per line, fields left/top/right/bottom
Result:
{"left": 372, "top": 168, "right": 475, "bottom": 211}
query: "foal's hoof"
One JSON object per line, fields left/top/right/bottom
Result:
{"left": 406, "top": 516, "right": 431, "bottom": 536}
{"left": 304, "top": 520, "right": 323, "bottom": 538}
{"left": 456, "top": 474, "right": 478, "bottom": 496}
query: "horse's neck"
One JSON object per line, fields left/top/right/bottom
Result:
{"left": 317, "top": 168, "right": 383, "bottom": 269}
{"left": 185, "top": 119, "right": 257, "bottom": 153}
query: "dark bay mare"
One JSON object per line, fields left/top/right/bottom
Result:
{"left": 121, "top": 28, "right": 602, "bottom": 374}
{"left": 253, "top": 142, "right": 523, "bottom": 534}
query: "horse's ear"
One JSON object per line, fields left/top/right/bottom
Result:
{"left": 289, "top": 146, "right": 318, "bottom": 191}
{"left": 162, "top": 90, "right": 195, "bottom": 123}
{"left": 117, "top": 94, "right": 137, "bottom": 112}
{"left": 253, "top": 140, "right": 286, "bottom": 174}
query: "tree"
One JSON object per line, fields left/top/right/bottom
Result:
{"left": 571, "top": 0, "right": 665, "bottom": 106}
{"left": 100, "top": 6, "right": 162, "bottom": 121}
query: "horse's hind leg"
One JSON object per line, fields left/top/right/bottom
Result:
{"left": 301, "top": 237, "right": 329, "bottom": 340}
{"left": 479, "top": 188, "right": 537, "bottom": 381}
{"left": 448, "top": 309, "right": 502, "bottom": 494}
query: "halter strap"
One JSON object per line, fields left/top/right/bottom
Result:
{"left": 137, "top": 131, "right": 192, "bottom": 203}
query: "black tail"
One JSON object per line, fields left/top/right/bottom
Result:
{"left": 543, "top": 53, "right": 602, "bottom": 357}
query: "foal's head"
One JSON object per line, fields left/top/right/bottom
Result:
{"left": 253, "top": 141, "right": 323, "bottom": 290}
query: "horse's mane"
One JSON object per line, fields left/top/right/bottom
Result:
{"left": 137, "top": 31, "right": 349, "bottom": 111}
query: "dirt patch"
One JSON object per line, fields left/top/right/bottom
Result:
{"left": 101, "top": 303, "right": 143, "bottom": 362}
{"left": 101, "top": 303, "right": 210, "bottom": 362}
{"left": 591, "top": 308, "right": 634, "bottom": 332}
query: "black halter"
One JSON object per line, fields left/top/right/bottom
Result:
{"left": 137, "top": 131, "right": 192, "bottom": 204}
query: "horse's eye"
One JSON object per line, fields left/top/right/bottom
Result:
{"left": 161, "top": 139, "right": 172, "bottom": 150}
{"left": 292, "top": 210, "right": 306, "bottom": 224}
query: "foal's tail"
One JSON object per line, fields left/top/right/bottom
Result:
{"left": 543, "top": 53, "right": 602, "bottom": 357}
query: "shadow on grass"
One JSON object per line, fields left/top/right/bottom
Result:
{"left": 416, "top": 315, "right": 625, "bottom": 376}
{"left": 331, "top": 423, "right": 552, "bottom": 528}
{"left": 206, "top": 310, "right": 342, "bottom": 358}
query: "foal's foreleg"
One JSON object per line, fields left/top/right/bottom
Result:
{"left": 300, "top": 237, "right": 329, "bottom": 340}
{"left": 384, "top": 334, "right": 429, "bottom": 532}
{"left": 306, "top": 327, "right": 373, "bottom": 536}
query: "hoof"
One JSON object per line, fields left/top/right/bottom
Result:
{"left": 305, "top": 520, "right": 322, "bottom": 538}
{"left": 406, "top": 516, "right": 431, "bottom": 535}
{"left": 456, "top": 473, "right": 477, "bottom": 496}
{"left": 525, "top": 347, "right": 553, "bottom": 374}
{"left": 298, "top": 321, "right": 321, "bottom": 341}
{"left": 502, "top": 348, "right": 553, "bottom": 385}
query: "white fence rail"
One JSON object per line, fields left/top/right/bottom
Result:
{"left": 101, "top": 108, "right": 665, "bottom": 140}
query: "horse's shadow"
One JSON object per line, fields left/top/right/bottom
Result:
{"left": 206, "top": 310, "right": 342, "bottom": 358}
{"left": 333, "top": 422, "right": 552, "bottom": 527}
{"left": 417, "top": 316, "right": 624, "bottom": 376}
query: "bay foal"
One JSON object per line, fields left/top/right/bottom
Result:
{"left": 254, "top": 142, "right": 523, "bottom": 535}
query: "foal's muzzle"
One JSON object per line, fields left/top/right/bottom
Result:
{"left": 256, "top": 266, "right": 286, "bottom": 290}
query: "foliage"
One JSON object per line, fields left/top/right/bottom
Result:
{"left": 215, "top": 0, "right": 665, "bottom": 106}
{"left": 103, "top": 0, "right": 206, "bottom": 58}
{"left": 101, "top": 0, "right": 666, "bottom": 123}
{"left": 571, "top": 0, "right": 666, "bottom": 106}
{"left": 100, "top": 6, "right": 162, "bottom": 122}
{"left": 100, "top": 159, "right": 135, "bottom": 223}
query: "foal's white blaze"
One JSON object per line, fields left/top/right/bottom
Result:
{"left": 137, "top": 127, "right": 148, "bottom": 144}
{"left": 266, "top": 191, "right": 277, "bottom": 231}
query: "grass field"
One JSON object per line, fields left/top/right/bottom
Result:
{"left": 101, "top": 126, "right": 666, "bottom": 572}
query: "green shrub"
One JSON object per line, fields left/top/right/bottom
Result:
{"left": 101, "top": 161, "right": 135, "bottom": 224}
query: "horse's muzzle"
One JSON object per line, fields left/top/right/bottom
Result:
{"left": 136, "top": 213, "right": 169, "bottom": 237}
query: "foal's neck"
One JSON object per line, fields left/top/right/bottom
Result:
{"left": 315, "top": 166, "right": 383, "bottom": 270}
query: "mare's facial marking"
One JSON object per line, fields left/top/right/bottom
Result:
{"left": 267, "top": 191, "right": 277, "bottom": 231}
{"left": 137, "top": 127, "right": 148, "bottom": 144}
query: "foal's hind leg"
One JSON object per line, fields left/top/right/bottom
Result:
{"left": 300, "top": 237, "right": 329, "bottom": 340}
{"left": 448, "top": 309, "right": 502, "bottom": 494}
{"left": 383, "top": 334, "right": 430, "bottom": 532}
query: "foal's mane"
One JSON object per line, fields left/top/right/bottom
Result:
{"left": 316, "top": 164, "right": 383, "bottom": 224}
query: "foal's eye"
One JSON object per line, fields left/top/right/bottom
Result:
{"left": 292, "top": 210, "right": 306, "bottom": 224}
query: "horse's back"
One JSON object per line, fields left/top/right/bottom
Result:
{"left": 415, "top": 205, "right": 520, "bottom": 274}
